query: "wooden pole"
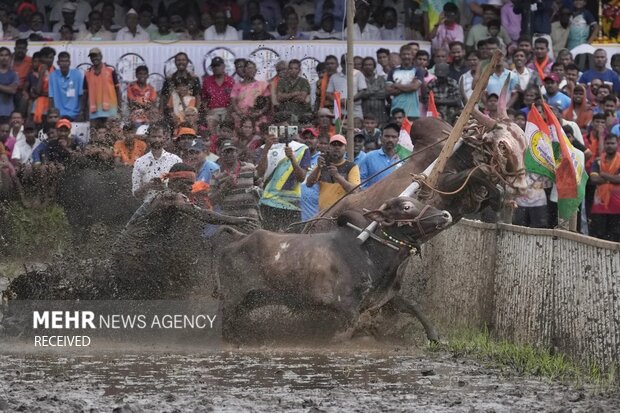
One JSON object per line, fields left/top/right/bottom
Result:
{"left": 356, "top": 50, "right": 504, "bottom": 244}
{"left": 424, "top": 50, "right": 504, "bottom": 190}
{"left": 346, "top": 0, "right": 355, "bottom": 161}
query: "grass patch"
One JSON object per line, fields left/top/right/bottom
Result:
{"left": 429, "top": 327, "right": 618, "bottom": 390}
{"left": 0, "top": 201, "right": 70, "bottom": 258}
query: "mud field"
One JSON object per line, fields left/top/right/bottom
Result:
{"left": 0, "top": 347, "right": 619, "bottom": 412}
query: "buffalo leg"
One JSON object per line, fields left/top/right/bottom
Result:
{"left": 388, "top": 295, "right": 439, "bottom": 343}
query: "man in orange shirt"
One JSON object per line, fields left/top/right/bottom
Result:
{"left": 11, "top": 39, "right": 31, "bottom": 115}
{"left": 113, "top": 124, "right": 147, "bottom": 166}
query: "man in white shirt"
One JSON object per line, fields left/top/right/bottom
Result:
{"left": 379, "top": 7, "right": 405, "bottom": 40}
{"left": 511, "top": 49, "right": 541, "bottom": 92}
{"left": 116, "top": 9, "right": 150, "bottom": 41}
{"left": 132, "top": 125, "right": 182, "bottom": 199}
{"left": 51, "top": 2, "right": 87, "bottom": 33}
{"left": 49, "top": 0, "right": 91, "bottom": 28}
{"left": 346, "top": 1, "right": 380, "bottom": 41}
{"left": 11, "top": 125, "right": 40, "bottom": 167}
{"left": 326, "top": 54, "right": 368, "bottom": 120}
{"left": 77, "top": 10, "right": 113, "bottom": 41}
{"left": 204, "top": 10, "right": 240, "bottom": 41}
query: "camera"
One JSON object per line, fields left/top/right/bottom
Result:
{"left": 268, "top": 125, "right": 299, "bottom": 144}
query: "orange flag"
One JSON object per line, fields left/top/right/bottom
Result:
{"left": 426, "top": 90, "right": 440, "bottom": 118}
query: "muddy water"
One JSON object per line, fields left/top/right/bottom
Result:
{"left": 1, "top": 347, "right": 618, "bottom": 412}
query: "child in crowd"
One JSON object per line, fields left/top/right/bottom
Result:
{"left": 487, "top": 20, "right": 506, "bottom": 54}
{"left": 167, "top": 79, "right": 196, "bottom": 126}
{"left": 362, "top": 114, "right": 382, "bottom": 148}
{"left": 127, "top": 65, "right": 158, "bottom": 125}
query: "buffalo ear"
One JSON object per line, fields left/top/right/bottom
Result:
{"left": 364, "top": 210, "right": 394, "bottom": 225}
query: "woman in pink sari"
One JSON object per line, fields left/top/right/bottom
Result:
{"left": 231, "top": 61, "right": 271, "bottom": 124}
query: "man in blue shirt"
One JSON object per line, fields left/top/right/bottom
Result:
{"left": 183, "top": 138, "right": 219, "bottom": 184}
{"left": 300, "top": 127, "right": 321, "bottom": 221}
{"left": 543, "top": 74, "right": 571, "bottom": 111}
{"left": 49, "top": 51, "right": 85, "bottom": 121}
{"left": 353, "top": 132, "right": 367, "bottom": 165}
{"left": 359, "top": 123, "right": 401, "bottom": 189}
{"left": 579, "top": 49, "right": 620, "bottom": 94}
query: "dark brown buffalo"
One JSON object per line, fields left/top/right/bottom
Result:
{"left": 217, "top": 196, "right": 452, "bottom": 343}
{"left": 56, "top": 165, "right": 142, "bottom": 246}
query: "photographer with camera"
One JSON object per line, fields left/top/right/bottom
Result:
{"left": 306, "top": 134, "right": 360, "bottom": 210}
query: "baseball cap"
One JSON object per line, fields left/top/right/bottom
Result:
{"left": 301, "top": 127, "right": 318, "bottom": 137}
{"left": 544, "top": 73, "right": 560, "bottom": 83}
{"left": 176, "top": 127, "right": 197, "bottom": 138}
{"left": 210, "top": 57, "right": 225, "bottom": 67}
{"left": 88, "top": 47, "right": 102, "bottom": 56}
{"left": 136, "top": 125, "right": 149, "bottom": 136}
{"left": 187, "top": 139, "right": 206, "bottom": 152}
{"left": 61, "top": 2, "right": 77, "bottom": 13}
{"left": 126, "top": 8, "right": 138, "bottom": 16}
{"left": 218, "top": 140, "right": 238, "bottom": 152}
{"left": 330, "top": 134, "right": 347, "bottom": 145}
{"left": 56, "top": 119, "right": 71, "bottom": 129}
{"left": 353, "top": 132, "right": 365, "bottom": 141}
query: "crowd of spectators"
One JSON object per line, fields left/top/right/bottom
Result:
{"left": 0, "top": 0, "right": 619, "bottom": 242}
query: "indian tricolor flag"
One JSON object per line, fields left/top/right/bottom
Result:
{"left": 333, "top": 91, "right": 342, "bottom": 134}
{"left": 524, "top": 104, "right": 587, "bottom": 219}
{"left": 395, "top": 116, "right": 413, "bottom": 159}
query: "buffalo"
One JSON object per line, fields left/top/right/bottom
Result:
{"left": 217, "top": 196, "right": 452, "bottom": 343}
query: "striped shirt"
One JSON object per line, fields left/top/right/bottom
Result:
{"left": 209, "top": 161, "right": 260, "bottom": 220}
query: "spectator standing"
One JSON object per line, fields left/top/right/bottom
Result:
{"left": 579, "top": 50, "right": 620, "bottom": 94}
{"left": 277, "top": 59, "right": 311, "bottom": 119}
{"left": 562, "top": 84, "right": 593, "bottom": 132}
{"left": 428, "top": 63, "right": 462, "bottom": 124}
{"left": 116, "top": 9, "right": 150, "bottom": 41}
{"left": 160, "top": 52, "right": 201, "bottom": 118}
{"left": 589, "top": 134, "right": 620, "bottom": 242}
{"left": 84, "top": 48, "right": 121, "bottom": 127}
{"left": 243, "top": 14, "right": 276, "bottom": 41}
{"left": 527, "top": 38, "right": 553, "bottom": 83}
{"left": 209, "top": 140, "right": 260, "bottom": 224}
{"left": 567, "top": 0, "right": 598, "bottom": 50}
{"left": 316, "top": 55, "right": 338, "bottom": 112}
{"left": 465, "top": 5, "right": 511, "bottom": 52}
{"left": 50, "top": 0, "right": 91, "bottom": 28}
{"left": 77, "top": 11, "right": 113, "bottom": 41}
{"left": 48, "top": 51, "right": 85, "bottom": 121}
{"left": 550, "top": 7, "right": 571, "bottom": 57}
{"left": 326, "top": 54, "right": 367, "bottom": 121}
{"left": 501, "top": 0, "right": 521, "bottom": 44}
{"left": 127, "top": 65, "right": 157, "bottom": 123}
{"left": 360, "top": 57, "right": 388, "bottom": 127}
{"left": 458, "top": 50, "right": 480, "bottom": 104}
{"left": 204, "top": 11, "right": 240, "bottom": 41}
{"left": 11, "top": 39, "right": 30, "bottom": 116}
{"left": 347, "top": 1, "right": 380, "bottom": 41}
{"left": 543, "top": 74, "right": 571, "bottom": 111}
{"left": 256, "top": 131, "right": 310, "bottom": 231}
{"left": 512, "top": 49, "right": 541, "bottom": 93}
{"left": 513, "top": 0, "right": 554, "bottom": 56}
{"left": 9, "top": 111, "right": 24, "bottom": 142}
{"left": 231, "top": 61, "right": 271, "bottom": 125}
{"left": 380, "top": 7, "right": 405, "bottom": 40}
{"left": 448, "top": 41, "right": 468, "bottom": 81}
{"left": 0, "top": 47, "right": 18, "bottom": 124}
{"left": 386, "top": 45, "right": 422, "bottom": 119}
{"left": 183, "top": 138, "right": 219, "bottom": 184}
{"left": 359, "top": 123, "right": 402, "bottom": 189}
{"left": 513, "top": 173, "right": 551, "bottom": 228}
{"left": 352, "top": 132, "right": 367, "bottom": 165}
{"left": 429, "top": 3, "right": 464, "bottom": 52}
{"left": 132, "top": 125, "right": 182, "bottom": 199}
{"left": 310, "top": 13, "right": 341, "bottom": 40}
{"left": 299, "top": 128, "right": 321, "bottom": 221}
{"left": 307, "top": 134, "right": 360, "bottom": 210}
{"left": 10, "top": 123, "right": 39, "bottom": 168}
{"left": 52, "top": 2, "right": 87, "bottom": 34}
{"left": 0, "top": 122, "right": 15, "bottom": 156}
{"left": 113, "top": 124, "right": 147, "bottom": 166}
{"left": 201, "top": 57, "right": 234, "bottom": 123}
{"left": 0, "top": 5, "right": 20, "bottom": 40}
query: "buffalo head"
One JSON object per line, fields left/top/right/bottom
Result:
{"left": 365, "top": 196, "right": 452, "bottom": 245}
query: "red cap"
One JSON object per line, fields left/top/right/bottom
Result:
{"left": 544, "top": 73, "right": 560, "bottom": 83}
{"left": 330, "top": 134, "right": 347, "bottom": 145}
{"left": 55, "top": 119, "right": 72, "bottom": 129}
{"left": 301, "top": 127, "right": 318, "bottom": 137}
